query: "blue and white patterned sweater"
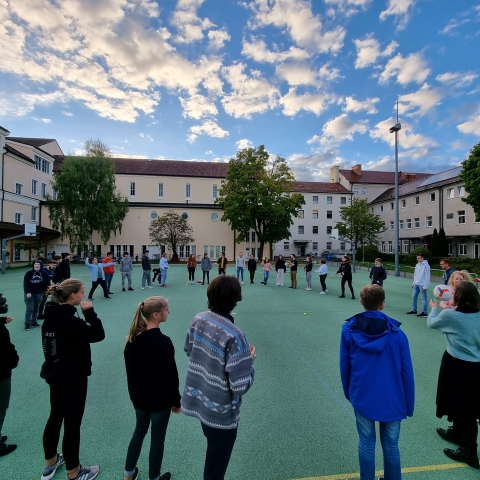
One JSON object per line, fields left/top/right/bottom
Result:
{"left": 181, "top": 310, "right": 255, "bottom": 429}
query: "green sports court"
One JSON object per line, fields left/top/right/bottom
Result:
{"left": 0, "top": 263, "right": 477, "bottom": 479}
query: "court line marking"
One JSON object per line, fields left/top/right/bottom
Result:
{"left": 292, "top": 462, "right": 467, "bottom": 479}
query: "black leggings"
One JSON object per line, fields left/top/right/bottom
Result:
{"left": 319, "top": 274, "right": 327, "bottom": 292}
{"left": 188, "top": 267, "right": 195, "bottom": 281}
{"left": 341, "top": 276, "right": 354, "bottom": 295}
{"left": 202, "top": 270, "right": 210, "bottom": 284}
{"left": 43, "top": 377, "right": 88, "bottom": 470}
{"left": 89, "top": 279, "right": 108, "bottom": 298}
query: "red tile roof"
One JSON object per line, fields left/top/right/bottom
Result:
{"left": 292, "top": 181, "right": 350, "bottom": 193}
{"left": 339, "top": 169, "right": 431, "bottom": 185}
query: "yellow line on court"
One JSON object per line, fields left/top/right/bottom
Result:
{"left": 293, "top": 462, "right": 467, "bottom": 480}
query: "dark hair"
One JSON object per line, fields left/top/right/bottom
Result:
{"left": 453, "top": 281, "right": 480, "bottom": 310}
{"left": 360, "top": 284, "right": 385, "bottom": 310}
{"left": 291, "top": 254, "right": 296, "bottom": 258}
{"left": 207, "top": 275, "right": 242, "bottom": 313}
{"left": 440, "top": 258, "right": 450, "bottom": 266}
{"left": 107, "top": 252, "right": 113, "bottom": 256}
{"left": 0, "top": 294, "right": 7, "bottom": 314}
{"left": 342, "top": 256, "right": 350, "bottom": 262}
{"left": 416, "top": 254, "right": 424, "bottom": 259}
{"left": 320, "top": 259, "right": 326, "bottom": 264}
{"left": 49, "top": 260, "right": 58, "bottom": 266}
{"left": 123, "top": 252, "right": 129, "bottom": 256}
{"left": 144, "top": 250, "right": 149, "bottom": 254}
{"left": 54, "top": 255, "right": 62, "bottom": 261}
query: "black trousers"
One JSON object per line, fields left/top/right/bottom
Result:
{"left": 249, "top": 270, "right": 255, "bottom": 283}
{"left": 152, "top": 269, "right": 162, "bottom": 284}
{"left": 453, "top": 417, "right": 479, "bottom": 445}
{"left": 319, "top": 274, "right": 327, "bottom": 291}
{"left": 341, "top": 276, "right": 354, "bottom": 295}
{"left": 89, "top": 279, "right": 108, "bottom": 298}
{"left": 188, "top": 267, "right": 196, "bottom": 281}
{"left": 201, "top": 424, "right": 238, "bottom": 480}
{"left": 43, "top": 377, "right": 88, "bottom": 470}
{"left": 202, "top": 270, "right": 210, "bottom": 284}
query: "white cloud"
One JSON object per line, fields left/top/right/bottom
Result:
{"left": 247, "top": 0, "right": 346, "bottom": 54}
{"left": 398, "top": 83, "right": 443, "bottom": 117}
{"left": 379, "top": 52, "right": 430, "bottom": 85}
{"left": 353, "top": 35, "right": 398, "bottom": 68}
{"left": 436, "top": 71, "right": 479, "bottom": 89}
{"left": 314, "top": 113, "right": 368, "bottom": 146}
{"left": 279, "top": 88, "right": 336, "bottom": 116}
{"left": 187, "top": 134, "right": 198, "bottom": 143}
{"left": 207, "top": 29, "right": 231, "bottom": 50}
{"left": 343, "top": 96, "right": 379, "bottom": 114}
{"left": 40, "top": 118, "right": 52, "bottom": 123}
{"left": 171, "top": 0, "right": 214, "bottom": 44}
{"left": 0, "top": 91, "right": 67, "bottom": 117}
{"left": 287, "top": 150, "right": 342, "bottom": 181}
{"left": 236, "top": 139, "right": 254, "bottom": 150}
{"left": 221, "top": 63, "right": 279, "bottom": 119}
{"left": 276, "top": 62, "right": 341, "bottom": 87}
{"left": 179, "top": 94, "right": 218, "bottom": 119}
{"left": 61, "top": 111, "right": 74, "bottom": 116}
{"left": 324, "top": 0, "right": 372, "bottom": 17}
{"left": 440, "top": 18, "right": 470, "bottom": 35}
{"left": 241, "top": 37, "right": 309, "bottom": 63}
{"left": 189, "top": 119, "right": 229, "bottom": 140}
{"left": 380, "top": 0, "right": 416, "bottom": 28}
{"left": 458, "top": 115, "right": 480, "bottom": 136}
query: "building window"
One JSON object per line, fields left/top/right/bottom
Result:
{"left": 380, "top": 205, "right": 384, "bottom": 212}
{"left": 426, "top": 216, "right": 433, "bottom": 227}
{"left": 14, "top": 212, "right": 22, "bottom": 224}
{"left": 340, "top": 242, "right": 345, "bottom": 250}
{"left": 31, "top": 206, "right": 37, "bottom": 221}
{"left": 14, "top": 247, "right": 21, "bottom": 261}
{"left": 403, "top": 241, "right": 410, "bottom": 254}
{"left": 399, "top": 220, "right": 404, "bottom": 229}
{"left": 414, "top": 218, "right": 420, "bottom": 228}
{"left": 389, "top": 221, "right": 394, "bottom": 230}
{"left": 430, "top": 192, "right": 436, "bottom": 202}
{"left": 361, "top": 189, "right": 367, "bottom": 196}
{"left": 381, "top": 241, "right": 385, "bottom": 253}
{"left": 313, "top": 210, "right": 318, "bottom": 219}
{"left": 326, "top": 211, "right": 332, "bottom": 219}
{"left": 130, "top": 182, "right": 136, "bottom": 197}
{"left": 401, "top": 199, "right": 406, "bottom": 208}
{"left": 251, "top": 232, "right": 256, "bottom": 242}
{"left": 457, "top": 186, "right": 465, "bottom": 197}
{"left": 52, "top": 189, "right": 57, "bottom": 200}
{"left": 212, "top": 184, "right": 218, "bottom": 199}
{"left": 353, "top": 188, "right": 359, "bottom": 196}
{"left": 312, "top": 226, "right": 318, "bottom": 234}
{"left": 327, "top": 196, "right": 332, "bottom": 204}
{"left": 390, "top": 202, "right": 394, "bottom": 210}
{"left": 388, "top": 241, "right": 393, "bottom": 253}
{"left": 15, "top": 183, "right": 23, "bottom": 195}
{"left": 158, "top": 183, "right": 164, "bottom": 198}
{"left": 414, "top": 196, "right": 420, "bottom": 205}
{"left": 406, "top": 219, "right": 412, "bottom": 229}
{"left": 284, "top": 242, "right": 289, "bottom": 250}
{"left": 41, "top": 183, "right": 47, "bottom": 198}
{"left": 459, "top": 241, "right": 467, "bottom": 256}
{"left": 326, "top": 241, "right": 332, "bottom": 250}
{"left": 34, "top": 155, "right": 50, "bottom": 174}
{"left": 313, "top": 196, "right": 318, "bottom": 204}
{"left": 447, "top": 188, "right": 454, "bottom": 199}
{"left": 327, "top": 226, "right": 332, "bottom": 234}
{"left": 298, "top": 226, "right": 304, "bottom": 234}
{"left": 341, "top": 197, "right": 347, "bottom": 205}
{"left": 298, "top": 209, "right": 304, "bottom": 219}
{"left": 32, "top": 180, "right": 38, "bottom": 195}
{"left": 458, "top": 210, "right": 466, "bottom": 224}
{"left": 446, "top": 213, "right": 454, "bottom": 219}
{"left": 186, "top": 184, "right": 191, "bottom": 199}
{"left": 371, "top": 207, "right": 374, "bottom": 213}
{"left": 312, "top": 242, "right": 318, "bottom": 250}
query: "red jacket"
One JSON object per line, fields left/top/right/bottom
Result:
{"left": 102, "top": 257, "right": 115, "bottom": 274}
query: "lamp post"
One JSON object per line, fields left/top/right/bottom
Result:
{"left": 389, "top": 105, "right": 401, "bottom": 277}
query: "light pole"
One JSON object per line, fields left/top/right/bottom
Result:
{"left": 389, "top": 103, "right": 401, "bottom": 277}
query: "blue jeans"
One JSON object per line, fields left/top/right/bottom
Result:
{"left": 201, "top": 424, "right": 237, "bottom": 480}
{"left": 236, "top": 267, "right": 244, "bottom": 281}
{"left": 124, "top": 408, "right": 171, "bottom": 480}
{"left": 263, "top": 271, "right": 270, "bottom": 284}
{"left": 104, "top": 273, "right": 113, "bottom": 292}
{"left": 161, "top": 268, "right": 168, "bottom": 285}
{"left": 354, "top": 410, "right": 402, "bottom": 480}
{"left": 142, "top": 270, "right": 152, "bottom": 288}
{"left": 412, "top": 284, "right": 427, "bottom": 313}
{"left": 24, "top": 293, "right": 44, "bottom": 325}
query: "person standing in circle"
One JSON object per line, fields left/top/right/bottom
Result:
{"left": 315, "top": 259, "right": 328, "bottom": 294}
{"left": 23, "top": 260, "right": 50, "bottom": 331}
{"left": 123, "top": 297, "right": 181, "bottom": 480}
{"left": 261, "top": 257, "right": 272, "bottom": 285}
{"left": 336, "top": 256, "right": 355, "bottom": 299}
{"left": 201, "top": 253, "right": 212, "bottom": 285}
{"left": 275, "top": 255, "right": 286, "bottom": 286}
{"left": 288, "top": 254, "right": 298, "bottom": 289}
{"left": 187, "top": 254, "right": 197, "bottom": 285}
{"left": 304, "top": 255, "right": 313, "bottom": 291}
{"left": 102, "top": 252, "right": 116, "bottom": 295}
{"left": 40, "top": 279, "right": 105, "bottom": 480}
{"left": 247, "top": 254, "right": 257, "bottom": 284}
{"left": 160, "top": 253, "right": 169, "bottom": 288}
{"left": 236, "top": 252, "right": 245, "bottom": 285}
{"left": 142, "top": 251, "right": 153, "bottom": 290}
{"left": 217, "top": 252, "right": 227, "bottom": 275}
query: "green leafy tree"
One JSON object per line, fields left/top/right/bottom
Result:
{"left": 460, "top": 141, "right": 480, "bottom": 221}
{"left": 15, "top": 241, "right": 41, "bottom": 264}
{"left": 149, "top": 210, "right": 195, "bottom": 262}
{"left": 335, "top": 197, "right": 384, "bottom": 247}
{"left": 438, "top": 227, "right": 449, "bottom": 257}
{"left": 215, "top": 146, "right": 305, "bottom": 258}
{"left": 45, "top": 139, "right": 129, "bottom": 253}
{"left": 430, "top": 228, "right": 439, "bottom": 256}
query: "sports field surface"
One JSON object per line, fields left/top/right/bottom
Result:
{"left": 0, "top": 263, "right": 477, "bottom": 479}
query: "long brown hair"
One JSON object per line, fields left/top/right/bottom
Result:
{"left": 47, "top": 279, "right": 83, "bottom": 303}
{"left": 126, "top": 296, "right": 169, "bottom": 343}
{"left": 453, "top": 281, "right": 480, "bottom": 310}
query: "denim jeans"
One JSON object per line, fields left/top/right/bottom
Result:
{"left": 201, "top": 424, "right": 237, "bottom": 480}
{"left": 412, "top": 284, "right": 428, "bottom": 313}
{"left": 263, "top": 271, "right": 270, "bottom": 284}
{"left": 104, "top": 273, "right": 113, "bottom": 292}
{"left": 306, "top": 272, "right": 312, "bottom": 289}
{"left": 160, "top": 268, "right": 168, "bottom": 285}
{"left": 236, "top": 267, "right": 244, "bottom": 281}
{"left": 202, "top": 270, "right": 210, "bottom": 284}
{"left": 24, "top": 293, "right": 44, "bottom": 325}
{"left": 142, "top": 270, "right": 152, "bottom": 288}
{"left": 124, "top": 408, "right": 171, "bottom": 480}
{"left": 354, "top": 410, "right": 402, "bottom": 480}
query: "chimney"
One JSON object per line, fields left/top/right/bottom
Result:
{"left": 330, "top": 165, "right": 340, "bottom": 183}
{"left": 400, "top": 173, "right": 416, "bottom": 182}
{"left": 352, "top": 164, "right": 362, "bottom": 176}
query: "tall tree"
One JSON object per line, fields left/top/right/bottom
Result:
{"left": 460, "top": 141, "right": 480, "bottom": 221}
{"left": 430, "top": 228, "right": 439, "bottom": 256}
{"left": 149, "top": 210, "right": 195, "bottom": 261}
{"left": 216, "top": 146, "right": 305, "bottom": 258}
{"left": 45, "top": 139, "right": 129, "bottom": 252}
{"left": 438, "top": 227, "right": 449, "bottom": 257}
{"left": 335, "top": 197, "right": 384, "bottom": 247}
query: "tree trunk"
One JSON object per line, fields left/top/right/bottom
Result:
{"left": 89, "top": 231, "right": 93, "bottom": 257}
{"left": 259, "top": 240, "right": 265, "bottom": 260}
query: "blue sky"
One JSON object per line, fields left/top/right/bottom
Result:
{"left": 1, "top": 0, "right": 479, "bottom": 180}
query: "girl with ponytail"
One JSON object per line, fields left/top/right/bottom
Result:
{"left": 123, "top": 297, "right": 181, "bottom": 480}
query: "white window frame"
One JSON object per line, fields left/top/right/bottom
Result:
{"left": 341, "top": 197, "right": 347, "bottom": 205}
{"left": 41, "top": 183, "right": 48, "bottom": 198}
{"left": 130, "top": 182, "right": 136, "bottom": 197}
{"left": 388, "top": 240, "right": 393, "bottom": 253}
{"left": 185, "top": 183, "right": 191, "bottom": 200}
{"left": 401, "top": 199, "right": 406, "bottom": 208}
{"left": 403, "top": 241, "right": 410, "bottom": 254}
{"left": 312, "top": 226, "right": 318, "bottom": 234}
{"left": 283, "top": 242, "right": 289, "bottom": 250}
{"left": 389, "top": 221, "right": 394, "bottom": 230}
{"left": 399, "top": 220, "right": 404, "bottom": 229}
{"left": 340, "top": 241, "right": 346, "bottom": 250}
{"left": 158, "top": 183, "right": 164, "bottom": 199}
{"left": 430, "top": 192, "right": 436, "bottom": 202}
{"left": 313, "top": 196, "right": 318, "bottom": 204}
{"left": 52, "top": 189, "right": 58, "bottom": 200}
{"left": 298, "top": 226, "right": 304, "bottom": 234}
{"left": 360, "top": 188, "right": 367, "bottom": 196}
{"left": 381, "top": 241, "right": 385, "bottom": 253}
{"left": 298, "top": 209, "right": 304, "bottom": 218}
{"left": 457, "top": 186, "right": 465, "bottom": 197}
{"left": 353, "top": 188, "right": 359, "bottom": 196}
{"left": 326, "top": 211, "right": 332, "bottom": 219}
{"left": 458, "top": 210, "right": 466, "bottom": 224}
{"left": 326, "top": 196, "right": 332, "bottom": 204}
{"left": 212, "top": 184, "right": 218, "bottom": 200}
{"left": 390, "top": 202, "right": 394, "bottom": 210}
{"left": 447, "top": 188, "right": 454, "bottom": 199}
{"left": 414, "top": 218, "right": 420, "bottom": 228}
{"left": 15, "top": 182, "right": 23, "bottom": 195}
{"left": 326, "top": 241, "right": 332, "bottom": 250}
{"left": 406, "top": 219, "right": 412, "bottom": 229}
{"left": 459, "top": 241, "right": 467, "bottom": 256}
{"left": 414, "top": 196, "right": 420, "bottom": 206}
{"left": 14, "top": 212, "right": 23, "bottom": 224}
{"left": 31, "top": 206, "right": 37, "bottom": 222}
{"left": 32, "top": 179, "right": 38, "bottom": 195}
{"left": 312, "top": 242, "right": 318, "bottom": 250}
{"left": 313, "top": 210, "right": 318, "bottom": 219}
{"left": 426, "top": 216, "right": 433, "bottom": 227}
{"left": 380, "top": 205, "right": 384, "bottom": 212}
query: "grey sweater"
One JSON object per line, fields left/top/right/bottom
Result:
{"left": 120, "top": 257, "right": 133, "bottom": 273}
{"left": 181, "top": 310, "right": 255, "bottom": 429}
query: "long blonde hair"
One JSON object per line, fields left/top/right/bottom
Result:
{"left": 126, "top": 296, "right": 168, "bottom": 343}
{"left": 448, "top": 270, "right": 473, "bottom": 287}
{"left": 47, "top": 279, "right": 84, "bottom": 303}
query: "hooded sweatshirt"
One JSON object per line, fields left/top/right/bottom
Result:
{"left": 340, "top": 310, "right": 415, "bottom": 422}
{"left": 24, "top": 261, "right": 50, "bottom": 294}
{"left": 413, "top": 260, "right": 430, "bottom": 289}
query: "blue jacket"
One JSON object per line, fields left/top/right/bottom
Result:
{"left": 340, "top": 310, "right": 415, "bottom": 422}
{"left": 85, "top": 259, "right": 115, "bottom": 281}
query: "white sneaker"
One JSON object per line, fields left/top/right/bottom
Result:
{"left": 148, "top": 286, "right": 153, "bottom": 289}
{"left": 241, "top": 281, "right": 244, "bottom": 284}
{"left": 141, "top": 287, "right": 145, "bottom": 290}
{"left": 325, "top": 290, "right": 328, "bottom": 293}
{"left": 320, "top": 291, "right": 326, "bottom": 295}
{"left": 305, "top": 288, "right": 312, "bottom": 291}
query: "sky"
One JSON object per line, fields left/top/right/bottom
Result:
{"left": 1, "top": 0, "right": 479, "bottom": 181}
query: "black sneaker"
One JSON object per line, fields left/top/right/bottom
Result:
{"left": 437, "top": 427, "right": 464, "bottom": 446}
{"left": 406, "top": 311, "right": 417, "bottom": 315}
{"left": 0, "top": 435, "right": 6, "bottom": 442}
{"left": 31, "top": 322, "right": 41, "bottom": 328}
{"left": 0, "top": 442, "right": 16, "bottom": 457}
{"left": 160, "top": 473, "right": 171, "bottom": 480}
{"left": 417, "top": 312, "right": 428, "bottom": 317}
{"left": 108, "top": 292, "right": 114, "bottom": 295}
{"left": 444, "top": 446, "right": 480, "bottom": 469}
{"left": 41, "top": 453, "right": 65, "bottom": 480}
{"left": 128, "top": 287, "right": 134, "bottom": 291}
{"left": 122, "top": 288, "right": 126, "bottom": 291}
{"left": 104, "top": 296, "right": 111, "bottom": 299}
{"left": 339, "top": 294, "right": 345, "bottom": 298}
{"left": 25, "top": 324, "right": 31, "bottom": 331}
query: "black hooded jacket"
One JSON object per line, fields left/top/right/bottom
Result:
{"left": 24, "top": 261, "right": 50, "bottom": 294}
{"left": 0, "top": 317, "right": 19, "bottom": 381}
